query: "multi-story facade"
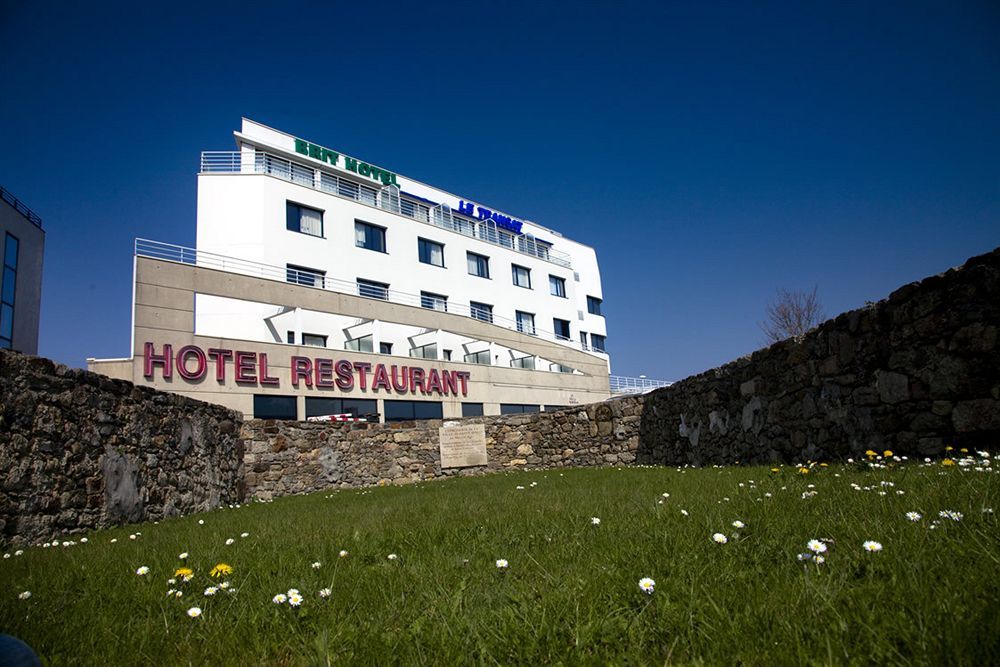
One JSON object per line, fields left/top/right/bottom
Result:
{"left": 89, "top": 119, "right": 616, "bottom": 421}
{"left": 0, "top": 186, "right": 45, "bottom": 354}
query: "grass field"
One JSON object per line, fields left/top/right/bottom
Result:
{"left": 2, "top": 453, "right": 999, "bottom": 665}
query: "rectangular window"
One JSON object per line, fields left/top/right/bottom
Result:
{"left": 591, "top": 333, "right": 607, "bottom": 352}
{"left": 285, "top": 202, "right": 323, "bottom": 237}
{"left": 0, "top": 233, "right": 17, "bottom": 349}
{"left": 464, "top": 350, "right": 491, "bottom": 365}
{"left": 467, "top": 252, "right": 490, "bottom": 279}
{"left": 409, "top": 343, "right": 437, "bottom": 359}
{"left": 549, "top": 363, "right": 574, "bottom": 373}
{"left": 357, "top": 278, "right": 389, "bottom": 300}
{"left": 345, "top": 334, "right": 373, "bottom": 353}
{"left": 253, "top": 395, "right": 297, "bottom": 420}
{"left": 470, "top": 301, "right": 493, "bottom": 323}
{"left": 418, "top": 238, "right": 445, "bottom": 267}
{"left": 420, "top": 291, "right": 448, "bottom": 312}
{"left": 286, "top": 264, "right": 325, "bottom": 287}
{"left": 305, "top": 397, "right": 378, "bottom": 419}
{"left": 511, "top": 355, "right": 535, "bottom": 370}
{"left": 553, "top": 318, "right": 571, "bottom": 340}
{"left": 443, "top": 349, "right": 452, "bottom": 361}
{"left": 384, "top": 400, "right": 444, "bottom": 423}
{"left": 379, "top": 342, "right": 393, "bottom": 355}
{"left": 355, "top": 221, "right": 386, "bottom": 252}
{"left": 512, "top": 264, "right": 531, "bottom": 289}
{"left": 587, "top": 296, "right": 603, "bottom": 316}
{"left": 580, "top": 331, "right": 589, "bottom": 351}
{"left": 549, "top": 275, "right": 566, "bottom": 297}
{"left": 516, "top": 311, "right": 535, "bottom": 336}
{"left": 461, "top": 402, "right": 484, "bottom": 417}
{"left": 500, "top": 404, "right": 540, "bottom": 415}
{"left": 302, "top": 333, "right": 327, "bottom": 347}
{"left": 286, "top": 331, "right": 295, "bottom": 344}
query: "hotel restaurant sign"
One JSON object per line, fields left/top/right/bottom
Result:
{"left": 142, "top": 343, "right": 471, "bottom": 397}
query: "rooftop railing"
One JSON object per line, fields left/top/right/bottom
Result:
{"left": 200, "top": 150, "right": 572, "bottom": 269}
{"left": 135, "top": 238, "right": 602, "bottom": 360}
{"left": 0, "top": 185, "right": 43, "bottom": 229}
{"left": 608, "top": 375, "right": 673, "bottom": 394}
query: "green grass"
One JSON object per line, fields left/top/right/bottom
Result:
{"left": 3, "top": 458, "right": 1000, "bottom": 665}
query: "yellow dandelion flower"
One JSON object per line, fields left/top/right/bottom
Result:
{"left": 798, "top": 467, "right": 809, "bottom": 474}
{"left": 174, "top": 567, "right": 193, "bottom": 578}
{"left": 210, "top": 563, "right": 233, "bottom": 578}
{"left": 819, "top": 463, "right": 828, "bottom": 467}
{"left": 883, "top": 450, "right": 893, "bottom": 457}
{"left": 960, "top": 448, "right": 968, "bottom": 453}
{"left": 865, "top": 450, "right": 877, "bottom": 457}
{"left": 770, "top": 468, "right": 780, "bottom": 473}
{"left": 942, "top": 459, "right": 955, "bottom": 467}
{"left": 945, "top": 446, "right": 953, "bottom": 452}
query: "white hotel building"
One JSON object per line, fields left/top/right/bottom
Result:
{"left": 90, "top": 119, "right": 661, "bottom": 421}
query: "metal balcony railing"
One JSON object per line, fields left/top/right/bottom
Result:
{"left": 134, "top": 238, "right": 603, "bottom": 360}
{"left": 0, "top": 185, "right": 43, "bottom": 229}
{"left": 199, "top": 150, "right": 572, "bottom": 269}
{"left": 608, "top": 375, "right": 672, "bottom": 394}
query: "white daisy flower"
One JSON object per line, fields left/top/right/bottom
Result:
{"left": 179, "top": 552, "right": 189, "bottom": 560}
{"left": 129, "top": 534, "right": 137, "bottom": 540}
{"left": 287, "top": 588, "right": 300, "bottom": 596}
{"left": 638, "top": 577, "right": 655, "bottom": 594}
{"left": 225, "top": 538, "right": 235, "bottom": 546}
{"left": 13, "top": 550, "right": 22, "bottom": 557}
{"left": 166, "top": 589, "right": 177, "bottom": 597}
{"left": 862, "top": 540, "right": 883, "bottom": 552}
{"left": 906, "top": 512, "right": 922, "bottom": 522}
{"left": 136, "top": 566, "right": 150, "bottom": 576}
{"left": 590, "top": 517, "right": 601, "bottom": 525}
{"left": 680, "top": 509, "right": 689, "bottom": 516}
{"left": 814, "top": 555, "right": 826, "bottom": 564}
{"left": 18, "top": 591, "right": 31, "bottom": 600}
{"left": 732, "top": 520, "right": 745, "bottom": 529}
{"left": 240, "top": 532, "right": 249, "bottom": 538}
{"left": 807, "top": 540, "right": 827, "bottom": 554}
{"left": 712, "top": 533, "right": 728, "bottom": 544}
{"left": 319, "top": 588, "right": 332, "bottom": 598}
{"left": 496, "top": 559, "right": 509, "bottom": 569}
{"left": 311, "top": 562, "right": 322, "bottom": 569}
{"left": 2, "top": 554, "right": 9, "bottom": 559}
{"left": 204, "top": 586, "right": 218, "bottom": 596}
{"left": 110, "top": 539, "right": 117, "bottom": 544}
{"left": 387, "top": 554, "right": 398, "bottom": 560}
{"left": 187, "top": 607, "right": 202, "bottom": 618}
{"left": 219, "top": 582, "right": 230, "bottom": 590}
{"left": 79, "top": 538, "right": 88, "bottom": 544}
{"left": 288, "top": 593, "right": 303, "bottom": 607}
{"left": 272, "top": 593, "right": 287, "bottom": 604}
{"left": 339, "top": 550, "right": 349, "bottom": 558}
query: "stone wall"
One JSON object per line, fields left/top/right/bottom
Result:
{"left": 0, "top": 350, "right": 244, "bottom": 544}
{"left": 638, "top": 246, "right": 1000, "bottom": 465}
{"left": 242, "top": 397, "right": 643, "bottom": 497}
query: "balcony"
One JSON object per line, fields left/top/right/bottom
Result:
{"left": 200, "top": 150, "right": 572, "bottom": 269}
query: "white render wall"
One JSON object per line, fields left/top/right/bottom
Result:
{"left": 194, "top": 119, "right": 609, "bottom": 369}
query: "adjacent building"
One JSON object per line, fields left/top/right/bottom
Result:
{"left": 89, "top": 119, "right": 616, "bottom": 421}
{"left": 0, "top": 186, "right": 44, "bottom": 354}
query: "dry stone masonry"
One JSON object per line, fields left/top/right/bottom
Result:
{"left": 0, "top": 351, "right": 244, "bottom": 544}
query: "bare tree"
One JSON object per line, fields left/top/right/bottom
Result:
{"left": 760, "top": 286, "right": 825, "bottom": 344}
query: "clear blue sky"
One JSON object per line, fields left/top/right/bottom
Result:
{"left": 1, "top": 1, "right": 997, "bottom": 381}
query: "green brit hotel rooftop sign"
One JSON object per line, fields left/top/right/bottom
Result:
{"left": 294, "top": 138, "right": 398, "bottom": 186}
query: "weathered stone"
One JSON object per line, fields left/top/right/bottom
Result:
{"left": 877, "top": 371, "right": 910, "bottom": 404}
{"left": 952, "top": 400, "right": 1000, "bottom": 432}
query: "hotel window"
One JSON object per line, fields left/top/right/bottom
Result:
{"left": 516, "top": 311, "right": 535, "bottom": 336}
{"left": 285, "top": 332, "right": 328, "bottom": 347}
{"left": 253, "top": 395, "right": 297, "bottom": 420}
{"left": 384, "top": 400, "right": 444, "bottom": 423}
{"left": 420, "top": 291, "right": 447, "bottom": 312}
{"left": 285, "top": 202, "right": 323, "bottom": 237}
{"left": 587, "top": 296, "right": 603, "bottom": 316}
{"left": 553, "top": 318, "right": 571, "bottom": 340}
{"left": 500, "top": 404, "right": 540, "bottom": 415}
{"left": 355, "top": 221, "right": 386, "bottom": 252}
{"left": 443, "top": 349, "right": 452, "bottom": 361}
{"left": 357, "top": 278, "right": 389, "bottom": 300}
{"left": 345, "top": 334, "right": 373, "bottom": 353}
{"left": 286, "top": 263, "right": 325, "bottom": 287}
{"left": 467, "top": 252, "right": 490, "bottom": 279}
{"left": 549, "top": 275, "right": 566, "bottom": 297}
{"left": 590, "top": 333, "right": 607, "bottom": 352}
{"left": 579, "top": 331, "right": 589, "bottom": 350}
{"left": 464, "top": 350, "right": 491, "bottom": 365}
{"left": 409, "top": 343, "right": 437, "bottom": 359}
{"left": 512, "top": 264, "right": 531, "bottom": 289}
{"left": 470, "top": 301, "right": 493, "bottom": 323}
{"left": 379, "top": 342, "right": 393, "bottom": 355}
{"left": 462, "top": 403, "right": 484, "bottom": 417}
{"left": 305, "top": 397, "right": 378, "bottom": 419}
{"left": 0, "top": 233, "right": 17, "bottom": 350}
{"left": 511, "top": 355, "right": 535, "bottom": 370}
{"left": 418, "top": 238, "right": 444, "bottom": 267}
